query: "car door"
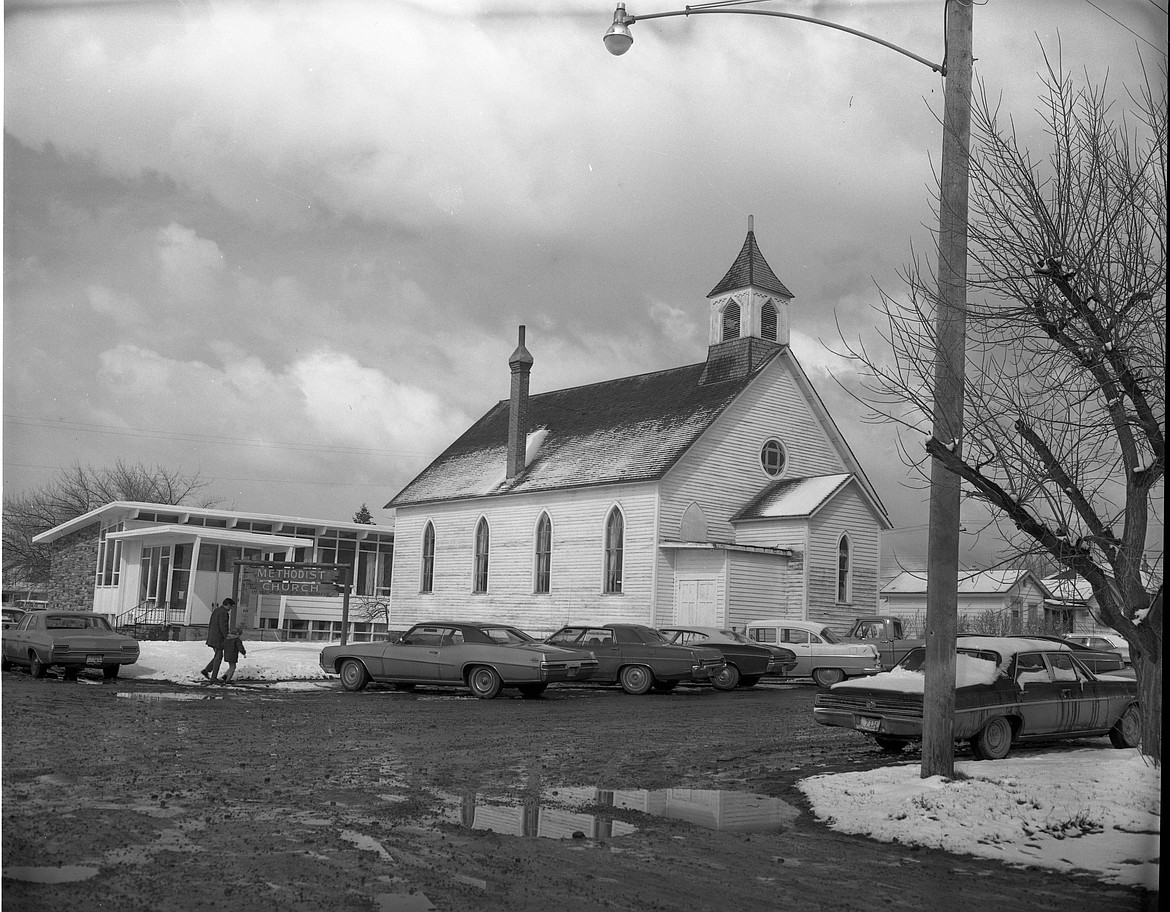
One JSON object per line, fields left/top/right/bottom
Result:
{"left": 1046, "top": 652, "right": 1101, "bottom": 732}
{"left": 779, "top": 627, "right": 813, "bottom": 676}
{"left": 378, "top": 625, "right": 446, "bottom": 682}
{"left": 1012, "top": 651, "right": 1062, "bottom": 735}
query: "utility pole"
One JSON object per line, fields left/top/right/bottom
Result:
{"left": 921, "top": 0, "right": 973, "bottom": 779}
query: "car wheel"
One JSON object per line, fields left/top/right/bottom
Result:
{"left": 972, "top": 716, "right": 1013, "bottom": 760}
{"left": 739, "top": 675, "right": 762, "bottom": 688}
{"left": 518, "top": 682, "right": 547, "bottom": 699}
{"left": 339, "top": 659, "right": 370, "bottom": 692}
{"left": 618, "top": 664, "right": 653, "bottom": 695}
{"left": 101, "top": 665, "right": 120, "bottom": 680}
{"left": 1, "top": 654, "right": 11, "bottom": 672}
{"left": 468, "top": 666, "right": 503, "bottom": 700}
{"left": 29, "top": 652, "right": 48, "bottom": 679}
{"left": 1109, "top": 704, "right": 1141, "bottom": 749}
{"left": 712, "top": 664, "right": 741, "bottom": 691}
{"left": 812, "top": 667, "right": 844, "bottom": 688}
{"left": 651, "top": 680, "right": 678, "bottom": 693}
{"left": 874, "top": 736, "right": 908, "bottom": 754}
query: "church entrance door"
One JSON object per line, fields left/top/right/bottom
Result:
{"left": 674, "top": 576, "right": 719, "bottom": 627}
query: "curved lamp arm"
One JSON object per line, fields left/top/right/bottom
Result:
{"left": 604, "top": 1, "right": 946, "bottom": 75}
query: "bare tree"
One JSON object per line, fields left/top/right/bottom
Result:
{"left": 2, "top": 460, "right": 220, "bottom": 586}
{"left": 838, "top": 56, "right": 1164, "bottom": 763}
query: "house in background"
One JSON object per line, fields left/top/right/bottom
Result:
{"left": 31, "top": 502, "right": 393, "bottom": 641}
{"left": 880, "top": 568, "right": 1052, "bottom": 631}
{"left": 386, "top": 221, "right": 893, "bottom": 636}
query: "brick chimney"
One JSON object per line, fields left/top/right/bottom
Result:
{"left": 507, "top": 325, "right": 534, "bottom": 479}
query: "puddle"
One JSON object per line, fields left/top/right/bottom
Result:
{"left": 116, "top": 692, "right": 214, "bottom": 702}
{"left": 429, "top": 786, "right": 798, "bottom": 840}
{"left": 375, "top": 893, "right": 438, "bottom": 912}
{"left": 2, "top": 865, "right": 100, "bottom": 884}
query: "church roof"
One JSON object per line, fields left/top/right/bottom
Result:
{"left": 707, "top": 229, "right": 793, "bottom": 299}
{"left": 730, "top": 474, "right": 853, "bottom": 521}
{"left": 387, "top": 352, "right": 780, "bottom": 508}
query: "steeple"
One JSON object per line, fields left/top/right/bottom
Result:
{"left": 700, "top": 217, "right": 793, "bottom": 384}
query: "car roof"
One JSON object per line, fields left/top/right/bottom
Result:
{"left": 954, "top": 635, "right": 1078, "bottom": 659}
{"left": 745, "top": 618, "right": 828, "bottom": 632}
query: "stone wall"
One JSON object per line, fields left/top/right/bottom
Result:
{"left": 45, "top": 523, "right": 99, "bottom": 611}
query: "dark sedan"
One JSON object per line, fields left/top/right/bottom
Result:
{"left": 1029, "top": 634, "right": 1126, "bottom": 673}
{"left": 545, "top": 624, "right": 726, "bottom": 695}
{"left": 658, "top": 626, "right": 797, "bottom": 689}
{"left": 1, "top": 610, "right": 140, "bottom": 680}
{"left": 813, "top": 635, "right": 1140, "bottom": 759}
{"left": 319, "top": 621, "right": 598, "bottom": 699}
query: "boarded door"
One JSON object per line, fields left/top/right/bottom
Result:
{"left": 675, "top": 577, "right": 719, "bottom": 626}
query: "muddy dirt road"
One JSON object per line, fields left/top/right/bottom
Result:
{"left": 1, "top": 673, "right": 1153, "bottom": 911}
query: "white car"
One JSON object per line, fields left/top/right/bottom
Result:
{"left": 1063, "top": 633, "right": 1130, "bottom": 665}
{"left": 743, "top": 618, "right": 881, "bottom": 687}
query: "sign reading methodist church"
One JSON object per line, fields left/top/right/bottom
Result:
{"left": 241, "top": 562, "right": 345, "bottom": 596}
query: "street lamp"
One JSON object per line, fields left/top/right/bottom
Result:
{"left": 603, "top": 0, "right": 973, "bottom": 779}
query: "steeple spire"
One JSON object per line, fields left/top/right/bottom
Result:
{"left": 708, "top": 215, "right": 793, "bottom": 299}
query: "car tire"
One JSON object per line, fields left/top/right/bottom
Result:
{"left": 712, "top": 664, "right": 741, "bottom": 691}
{"left": 29, "top": 652, "right": 48, "bottom": 679}
{"left": 102, "top": 665, "right": 120, "bottom": 680}
{"left": 739, "top": 675, "right": 762, "bottom": 688}
{"left": 1109, "top": 704, "right": 1141, "bottom": 749}
{"left": 874, "top": 736, "right": 908, "bottom": 754}
{"left": 339, "top": 658, "right": 370, "bottom": 692}
{"left": 2, "top": 654, "right": 12, "bottom": 672}
{"left": 812, "top": 667, "right": 844, "bottom": 688}
{"left": 618, "top": 665, "right": 654, "bottom": 695}
{"left": 518, "top": 682, "right": 548, "bottom": 699}
{"left": 972, "top": 716, "right": 1013, "bottom": 760}
{"left": 468, "top": 666, "right": 503, "bottom": 700}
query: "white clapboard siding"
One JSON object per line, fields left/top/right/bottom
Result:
{"left": 390, "top": 483, "right": 659, "bottom": 635}
{"left": 805, "top": 485, "right": 881, "bottom": 632}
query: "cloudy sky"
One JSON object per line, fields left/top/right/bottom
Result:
{"left": 3, "top": 0, "right": 1165, "bottom": 574}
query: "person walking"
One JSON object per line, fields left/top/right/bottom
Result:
{"left": 220, "top": 626, "right": 247, "bottom": 684}
{"left": 200, "top": 597, "right": 232, "bottom": 682}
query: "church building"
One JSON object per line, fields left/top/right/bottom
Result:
{"left": 385, "top": 220, "right": 892, "bottom": 636}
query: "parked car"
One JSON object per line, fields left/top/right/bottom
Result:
{"left": 1064, "top": 633, "right": 1130, "bottom": 666}
{"left": 1, "top": 607, "right": 27, "bottom": 629}
{"left": 1, "top": 610, "right": 140, "bottom": 679}
{"left": 319, "top": 621, "right": 598, "bottom": 699}
{"left": 658, "top": 626, "right": 797, "bottom": 689}
{"left": 812, "top": 635, "right": 1141, "bottom": 759}
{"left": 544, "top": 624, "right": 726, "bottom": 695}
{"left": 1028, "top": 634, "right": 1125, "bottom": 673}
{"left": 744, "top": 618, "right": 882, "bottom": 687}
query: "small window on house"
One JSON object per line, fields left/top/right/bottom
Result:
{"left": 535, "top": 513, "right": 552, "bottom": 594}
{"left": 604, "top": 507, "right": 624, "bottom": 594}
{"left": 473, "top": 518, "right": 490, "bottom": 593}
{"left": 760, "top": 439, "right": 786, "bottom": 477}
{"left": 837, "top": 535, "right": 852, "bottom": 603}
{"left": 721, "top": 302, "right": 741, "bottom": 341}
{"left": 420, "top": 522, "right": 436, "bottom": 593}
{"left": 761, "top": 301, "right": 778, "bottom": 341}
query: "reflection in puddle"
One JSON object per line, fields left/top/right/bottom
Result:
{"left": 116, "top": 692, "right": 213, "bottom": 702}
{"left": 433, "top": 786, "right": 798, "bottom": 840}
{"left": 2, "top": 865, "right": 100, "bottom": 884}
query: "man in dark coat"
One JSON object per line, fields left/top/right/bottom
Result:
{"left": 200, "top": 597, "right": 233, "bottom": 682}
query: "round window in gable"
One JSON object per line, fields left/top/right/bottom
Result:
{"left": 760, "top": 439, "right": 786, "bottom": 477}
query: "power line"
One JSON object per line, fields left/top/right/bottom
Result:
{"left": 1083, "top": 0, "right": 1165, "bottom": 52}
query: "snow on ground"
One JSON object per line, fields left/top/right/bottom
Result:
{"left": 126, "top": 642, "right": 1160, "bottom": 889}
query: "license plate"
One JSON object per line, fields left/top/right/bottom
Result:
{"left": 567, "top": 666, "right": 578, "bottom": 678}
{"left": 858, "top": 716, "right": 881, "bottom": 732}
{"left": 86, "top": 655, "right": 103, "bottom": 667}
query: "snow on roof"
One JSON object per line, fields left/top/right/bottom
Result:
{"left": 881, "top": 568, "right": 1045, "bottom": 596}
{"left": 731, "top": 474, "right": 852, "bottom": 521}
{"left": 388, "top": 358, "right": 774, "bottom": 507}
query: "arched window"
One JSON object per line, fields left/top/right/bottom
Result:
{"left": 473, "top": 518, "right": 490, "bottom": 593}
{"left": 604, "top": 507, "right": 624, "bottom": 594}
{"left": 760, "top": 438, "right": 786, "bottom": 477}
{"left": 837, "top": 535, "right": 852, "bottom": 603}
{"left": 680, "top": 503, "right": 707, "bottom": 541}
{"left": 761, "top": 301, "right": 778, "bottom": 341}
{"left": 721, "top": 302, "right": 741, "bottom": 342}
{"left": 420, "top": 522, "right": 435, "bottom": 594}
{"left": 534, "top": 512, "right": 552, "bottom": 594}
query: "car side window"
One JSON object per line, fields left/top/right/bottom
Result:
{"left": 750, "top": 629, "right": 777, "bottom": 644}
{"left": 1014, "top": 653, "right": 1050, "bottom": 686}
{"left": 585, "top": 629, "right": 614, "bottom": 645}
{"left": 549, "top": 628, "right": 586, "bottom": 645}
{"left": 1047, "top": 652, "right": 1080, "bottom": 682}
{"left": 781, "top": 629, "right": 810, "bottom": 646}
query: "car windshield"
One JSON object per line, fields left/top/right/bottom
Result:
{"left": 479, "top": 626, "right": 535, "bottom": 645}
{"left": 46, "top": 615, "right": 112, "bottom": 631}
{"left": 896, "top": 645, "right": 1001, "bottom": 673}
{"left": 719, "top": 629, "right": 753, "bottom": 644}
